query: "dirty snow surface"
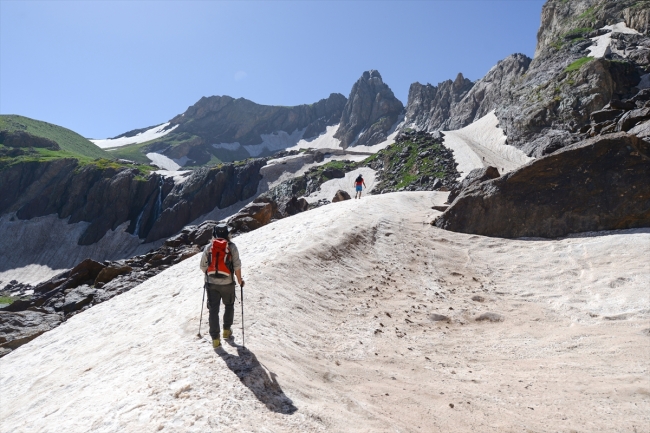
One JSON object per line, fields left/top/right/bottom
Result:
{"left": 443, "top": 111, "right": 533, "bottom": 179}
{"left": 91, "top": 123, "right": 178, "bottom": 149}
{"left": 2, "top": 192, "right": 649, "bottom": 432}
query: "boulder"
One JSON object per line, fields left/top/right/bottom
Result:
{"left": 590, "top": 109, "right": 624, "bottom": 124}
{"left": 228, "top": 197, "right": 278, "bottom": 234}
{"left": 332, "top": 190, "right": 351, "bottom": 203}
{"left": 0, "top": 310, "right": 63, "bottom": 357}
{"left": 616, "top": 107, "right": 650, "bottom": 132}
{"left": 61, "top": 285, "right": 96, "bottom": 314}
{"left": 447, "top": 166, "right": 500, "bottom": 204}
{"left": 435, "top": 133, "right": 650, "bottom": 238}
{"left": 94, "top": 265, "right": 133, "bottom": 286}
{"left": 284, "top": 196, "right": 309, "bottom": 216}
{"left": 629, "top": 120, "right": 650, "bottom": 141}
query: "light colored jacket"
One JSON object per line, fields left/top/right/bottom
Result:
{"left": 199, "top": 240, "right": 241, "bottom": 285}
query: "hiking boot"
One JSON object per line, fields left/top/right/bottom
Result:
{"left": 212, "top": 338, "right": 221, "bottom": 348}
{"left": 223, "top": 329, "right": 233, "bottom": 339}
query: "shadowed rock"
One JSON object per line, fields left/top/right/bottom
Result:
{"left": 435, "top": 133, "right": 650, "bottom": 238}
{"left": 332, "top": 190, "right": 351, "bottom": 203}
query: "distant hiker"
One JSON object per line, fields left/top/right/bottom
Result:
{"left": 354, "top": 174, "right": 367, "bottom": 199}
{"left": 200, "top": 224, "right": 245, "bottom": 349}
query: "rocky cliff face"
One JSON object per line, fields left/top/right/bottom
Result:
{"left": 402, "top": 0, "right": 649, "bottom": 158}
{"left": 0, "top": 158, "right": 266, "bottom": 246}
{"left": 404, "top": 73, "right": 474, "bottom": 131}
{"left": 536, "top": 0, "right": 649, "bottom": 57}
{"left": 334, "top": 70, "right": 404, "bottom": 148}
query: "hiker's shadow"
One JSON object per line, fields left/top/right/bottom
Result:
{"left": 216, "top": 340, "right": 297, "bottom": 415}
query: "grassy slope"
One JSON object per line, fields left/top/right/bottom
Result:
{"left": 0, "top": 115, "right": 109, "bottom": 160}
{"left": 0, "top": 115, "right": 157, "bottom": 175}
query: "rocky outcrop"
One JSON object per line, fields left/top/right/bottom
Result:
{"left": 367, "top": 130, "right": 460, "bottom": 193}
{"left": 0, "top": 130, "right": 59, "bottom": 150}
{"left": 536, "top": 0, "right": 649, "bottom": 57}
{"left": 0, "top": 310, "right": 63, "bottom": 357}
{"left": 334, "top": 70, "right": 404, "bottom": 148}
{"left": 447, "top": 166, "right": 500, "bottom": 204}
{"left": 404, "top": 73, "right": 474, "bottom": 131}
{"left": 0, "top": 158, "right": 267, "bottom": 245}
{"left": 444, "top": 55, "right": 532, "bottom": 131}
{"left": 435, "top": 133, "right": 650, "bottom": 238}
{"left": 144, "top": 159, "right": 265, "bottom": 242}
{"left": 0, "top": 159, "right": 167, "bottom": 245}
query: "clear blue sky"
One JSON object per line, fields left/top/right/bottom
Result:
{"left": 1, "top": 0, "right": 546, "bottom": 139}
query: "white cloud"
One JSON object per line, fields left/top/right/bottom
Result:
{"left": 234, "top": 70, "right": 247, "bottom": 81}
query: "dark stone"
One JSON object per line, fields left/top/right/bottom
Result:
{"left": 616, "top": 107, "right": 650, "bottom": 132}
{"left": 447, "top": 166, "right": 500, "bottom": 204}
{"left": 435, "top": 133, "right": 650, "bottom": 238}
{"left": 608, "top": 99, "right": 636, "bottom": 110}
{"left": 284, "top": 196, "right": 309, "bottom": 216}
{"left": 0, "top": 310, "right": 63, "bottom": 357}
{"left": 321, "top": 167, "right": 345, "bottom": 179}
{"left": 590, "top": 109, "right": 625, "bottom": 124}
{"left": 94, "top": 265, "right": 133, "bottom": 285}
{"left": 429, "top": 314, "right": 450, "bottom": 322}
{"left": 332, "top": 190, "right": 351, "bottom": 203}
{"left": 61, "top": 285, "right": 95, "bottom": 313}
{"left": 229, "top": 197, "right": 277, "bottom": 234}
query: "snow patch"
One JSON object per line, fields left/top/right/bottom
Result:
{"left": 146, "top": 153, "right": 189, "bottom": 171}
{"left": 91, "top": 123, "right": 177, "bottom": 149}
{"left": 289, "top": 124, "right": 341, "bottom": 150}
{"left": 243, "top": 129, "right": 306, "bottom": 157}
{"left": 442, "top": 111, "right": 533, "bottom": 180}
{"left": 588, "top": 22, "right": 640, "bottom": 59}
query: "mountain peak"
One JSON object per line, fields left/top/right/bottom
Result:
{"left": 334, "top": 70, "right": 404, "bottom": 148}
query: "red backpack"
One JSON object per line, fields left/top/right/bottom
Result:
{"left": 207, "top": 239, "right": 233, "bottom": 279}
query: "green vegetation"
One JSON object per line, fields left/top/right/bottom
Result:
{"left": 105, "top": 141, "right": 153, "bottom": 164}
{"left": 366, "top": 136, "right": 454, "bottom": 191}
{"left": 565, "top": 57, "right": 592, "bottom": 72}
{"left": 0, "top": 115, "right": 108, "bottom": 159}
{"left": 563, "top": 27, "right": 593, "bottom": 39}
{"left": 577, "top": 6, "right": 596, "bottom": 23}
{"left": 0, "top": 295, "right": 19, "bottom": 306}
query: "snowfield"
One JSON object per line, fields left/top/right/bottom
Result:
{"left": 442, "top": 111, "right": 533, "bottom": 179}
{"left": 91, "top": 123, "right": 178, "bottom": 149}
{"left": 1, "top": 192, "right": 648, "bottom": 432}
{"left": 0, "top": 213, "right": 162, "bottom": 286}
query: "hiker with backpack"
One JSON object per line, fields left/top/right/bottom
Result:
{"left": 199, "top": 224, "right": 244, "bottom": 348}
{"left": 354, "top": 174, "right": 367, "bottom": 199}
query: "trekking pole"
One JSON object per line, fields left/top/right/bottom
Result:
{"left": 240, "top": 282, "right": 245, "bottom": 349}
{"left": 198, "top": 281, "right": 206, "bottom": 338}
